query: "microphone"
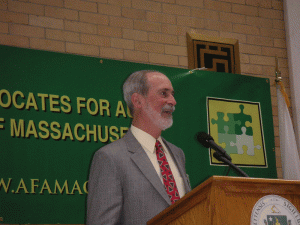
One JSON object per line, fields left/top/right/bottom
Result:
{"left": 196, "top": 132, "right": 232, "bottom": 161}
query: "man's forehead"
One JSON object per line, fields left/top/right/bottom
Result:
{"left": 147, "top": 75, "right": 174, "bottom": 95}
{"left": 146, "top": 72, "right": 171, "bottom": 84}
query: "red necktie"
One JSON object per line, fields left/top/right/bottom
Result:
{"left": 155, "top": 140, "right": 180, "bottom": 204}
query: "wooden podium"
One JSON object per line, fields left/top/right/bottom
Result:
{"left": 147, "top": 176, "right": 300, "bottom": 225}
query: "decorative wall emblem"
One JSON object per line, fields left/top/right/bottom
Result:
{"left": 207, "top": 97, "right": 267, "bottom": 167}
{"left": 187, "top": 32, "right": 240, "bottom": 74}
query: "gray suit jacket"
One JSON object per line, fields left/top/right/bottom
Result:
{"left": 86, "top": 130, "right": 191, "bottom": 225}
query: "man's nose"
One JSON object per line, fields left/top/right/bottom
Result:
{"left": 168, "top": 94, "right": 176, "bottom": 106}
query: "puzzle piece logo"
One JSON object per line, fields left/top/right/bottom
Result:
{"left": 208, "top": 97, "right": 267, "bottom": 167}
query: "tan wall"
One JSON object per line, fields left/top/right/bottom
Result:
{"left": 0, "top": 0, "right": 287, "bottom": 177}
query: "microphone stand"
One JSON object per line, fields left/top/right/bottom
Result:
{"left": 213, "top": 152, "right": 249, "bottom": 177}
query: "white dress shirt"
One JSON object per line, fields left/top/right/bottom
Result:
{"left": 131, "top": 125, "right": 186, "bottom": 198}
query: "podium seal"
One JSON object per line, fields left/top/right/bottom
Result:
{"left": 251, "top": 195, "right": 300, "bottom": 225}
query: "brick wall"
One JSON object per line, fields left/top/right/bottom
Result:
{"left": 0, "top": 0, "right": 287, "bottom": 178}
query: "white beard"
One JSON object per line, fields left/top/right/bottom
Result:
{"left": 145, "top": 103, "right": 174, "bottom": 131}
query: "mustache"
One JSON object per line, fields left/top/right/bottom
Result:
{"left": 161, "top": 104, "right": 175, "bottom": 113}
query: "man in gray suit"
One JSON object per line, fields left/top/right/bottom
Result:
{"left": 87, "top": 70, "right": 191, "bottom": 225}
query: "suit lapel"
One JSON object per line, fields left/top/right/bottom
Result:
{"left": 124, "top": 131, "right": 171, "bottom": 205}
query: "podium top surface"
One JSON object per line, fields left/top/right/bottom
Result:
{"left": 193, "top": 175, "right": 300, "bottom": 196}
{"left": 205, "top": 175, "right": 300, "bottom": 185}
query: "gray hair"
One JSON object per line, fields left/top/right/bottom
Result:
{"left": 123, "top": 70, "right": 159, "bottom": 115}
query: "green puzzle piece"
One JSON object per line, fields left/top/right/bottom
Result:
{"left": 234, "top": 104, "right": 253, "bottom": 136}
{"left": 211, "top": 112, "right": 227, "bottom": 134}
{"left": 218, "top": 126, "right": 238, "bottom": 155}
{"left": 226, "top": 113, "right": 241, "bottom": 134}
{"left": 212, "top": 112, "right": 241, "bottom": 134}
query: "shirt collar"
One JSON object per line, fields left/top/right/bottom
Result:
{"left": 131, "top": 125, "right": 166, "bottom": 154}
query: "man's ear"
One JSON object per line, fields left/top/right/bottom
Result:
{"left": 131, "top": 93, "right": 145, "bottom": 109}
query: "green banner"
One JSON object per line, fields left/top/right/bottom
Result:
{"left": 0, "top": 45, "right": 276, "bottom": 224}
